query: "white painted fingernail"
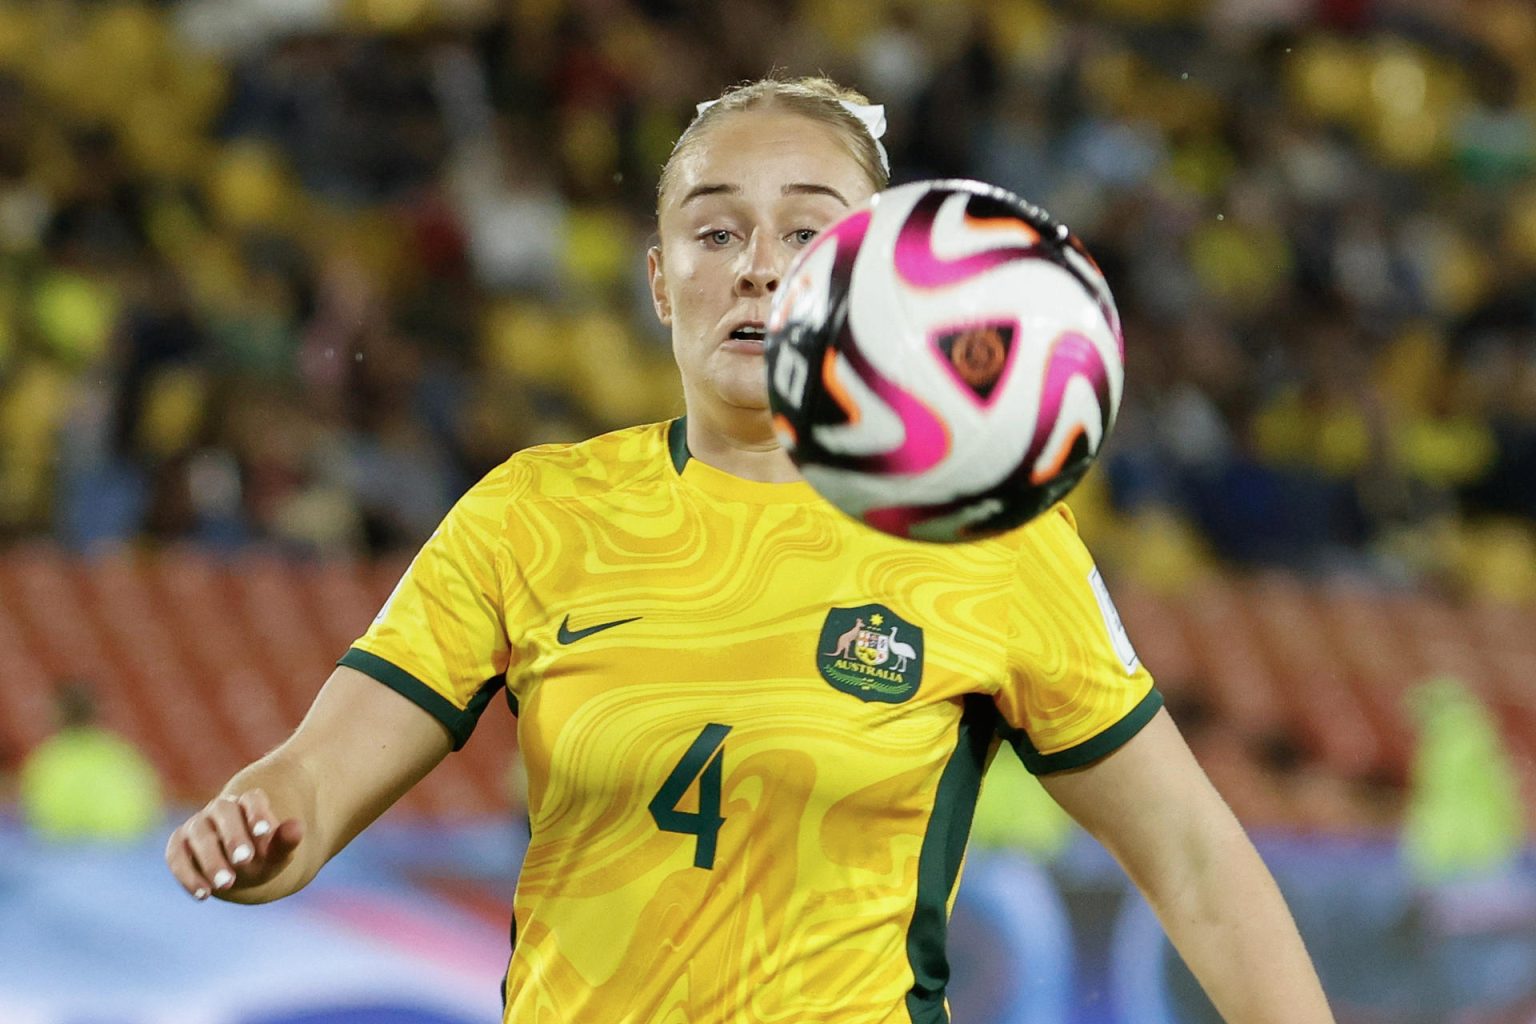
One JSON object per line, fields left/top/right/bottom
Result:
{"left": 251, "top": 820, "right": 271, "bottom": 838}
{"left": 231, "top": 844, "right": 252, "bottom": 864}
{"left": 194, "top": 888, "right": 210, "bottom": 901}
{"left": 213, "top": 870, "right": 235, "bottom": 889}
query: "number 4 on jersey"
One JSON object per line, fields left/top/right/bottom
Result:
{"left": 649, "top": 723, "right": 731, "bottom": 869}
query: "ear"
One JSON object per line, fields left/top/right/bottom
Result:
{"left": 647, "top": 246, "right": 672, "bottom": 326}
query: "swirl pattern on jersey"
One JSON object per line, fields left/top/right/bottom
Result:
{"left": 348, "top": 421, "right": 1156, "bottom": 1024}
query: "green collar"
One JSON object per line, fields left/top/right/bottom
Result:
{"left": 667, "top": 416, "right": 690, "bottom": 473}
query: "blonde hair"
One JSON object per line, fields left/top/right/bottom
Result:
{"left": 656, "top": 75, "right": 890, "bottom": 213}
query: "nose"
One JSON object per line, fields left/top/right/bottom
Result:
{"left": 734, "top": 232, "right": 781, "bottom": 297}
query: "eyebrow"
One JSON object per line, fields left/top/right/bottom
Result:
{"left": 679, "top": 182, "right": 851, "bottom": 207}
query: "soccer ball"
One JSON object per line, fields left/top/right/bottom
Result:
{"left": 763, "top": 179, "right": 1125, "bottom": 542}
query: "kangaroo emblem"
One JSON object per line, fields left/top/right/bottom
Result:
{"left": 825, "top": 617, "right": 865, "bottom": 658}
{"left": 816, "top": 604, "right": 924, "bottom": 705}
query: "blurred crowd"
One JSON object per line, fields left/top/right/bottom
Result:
{"left": 0, "top": 0, "right": 1534, "bottom": 601}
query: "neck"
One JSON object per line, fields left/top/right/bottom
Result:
{"left": 683, "top": 401, "right": 802, "bottom": 484}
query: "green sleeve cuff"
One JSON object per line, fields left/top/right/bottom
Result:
{"left": 338, "top": 648, "right": 504, "bottom": 750}
{"left": 1010, "top": 687, "right": 1164, "bottom": 775}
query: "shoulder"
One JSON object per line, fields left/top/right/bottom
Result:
{"left": 434, "top": 422, "right": 674, "bottom": 554}
{"left": 488, "top": 420, "right": 676, "bottom": 505}
{"left": 1006, "top": 503, "right": 1087, "bottom": 562}
{"left": 998, "top": 502, "right": 1108, "bottom": 603}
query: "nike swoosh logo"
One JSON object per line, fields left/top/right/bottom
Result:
{"left": 557, "top": 614, "right": 642, "bottom": 645}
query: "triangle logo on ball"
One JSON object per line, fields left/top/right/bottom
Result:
{"left": 932, "top": 321, "right": 1018, "bottom": 407}
{"left": 816, "top": 604, "right": 923, "bottom": 703}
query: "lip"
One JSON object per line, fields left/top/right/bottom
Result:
{"left": 720, "top": 318, "right": 768, "bottom": 354}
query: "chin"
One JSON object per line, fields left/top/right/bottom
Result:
{"left": 708, "top": 367, "right": 770, "bottom": 411}
{"left": 723, "top": 391, "right": 771, "bottom": 412}
{"left": 718, "top": 386, "right": 771, "bottom": 413}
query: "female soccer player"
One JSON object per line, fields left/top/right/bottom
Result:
{"left": 166, "top": 76, "right": 1336, "bottom": 1023}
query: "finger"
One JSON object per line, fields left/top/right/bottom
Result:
{"left": 165, "top": 826, "right": 213, "bottom": 901}
{"left": 237, "top": 790, "right": 278, "bottom": 858}
{"left": 263, "top": 817, "right": 305, "bottom": 864}
{"left": 208, "top": 795, "right": 259, "bottom": 873}
{"left": 185, "top": 815, "right": 238, "bottom": 893}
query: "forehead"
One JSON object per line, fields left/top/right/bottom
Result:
{"left": 664, "top": 108, "right": 876, "bottom": 211}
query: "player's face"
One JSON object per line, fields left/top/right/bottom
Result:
{"left": 650, "top": 109, "right": 878, "bottom": 416}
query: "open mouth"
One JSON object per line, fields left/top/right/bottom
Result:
{"left": 728, "top": 324, "right": 767, "bottom": 344}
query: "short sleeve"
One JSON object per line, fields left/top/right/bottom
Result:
{"left": 339, "top": 469, "right": 516, "bottom": 749}
{"left": 995, "top": 505, "right": 1162, "bottom": 774}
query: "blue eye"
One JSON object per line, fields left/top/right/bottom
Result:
{"left": 702, "top": 229, "right": 732, "bottom": 246}
{"left": 791, "top": 228, "right": 818, "bottom": 245}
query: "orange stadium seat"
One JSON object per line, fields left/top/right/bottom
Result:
{"left": 1176, "top": 577, "right": 1290, "bottom": 738}
{"left": 0, "top": 599, "right": 55, "bottom": 757}
{"left": 1238, "top": 574, "right": 1383, "bottom": 779}
{"left": 1312, "top": 586, "right": 1419, "bottom": 779}
{"left": 1114, "top": 572, "right": 1536, "bottom": 819}
{"left": 0, "top": 546, "right": 518, "bottom": 812}
{"left": 5, "top": 546, "right": 1529, "bottom": 824}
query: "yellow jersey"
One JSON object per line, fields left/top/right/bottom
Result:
{"left": 342, "top": 418, "right": 1159, "bottom": 1024}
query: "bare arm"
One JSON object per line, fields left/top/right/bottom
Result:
{"left": 165, "top": 665, "right": 453, "bottom": 904}
{"left": 1040, "top": 708, "right": 1335, "bottom": 1024}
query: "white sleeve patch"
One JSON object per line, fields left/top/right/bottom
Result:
{"left": 1088, "top": 566, "right": 1140, "bottom": 675}
{"left": 373, "top": 570, "right": 408, "bottom": 625}
{"left": 373, "top": 529, "right": 435, "bottom": 625}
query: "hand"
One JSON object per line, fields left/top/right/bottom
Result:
{"left": 165, "top": 789, "right": 304, "bottom": 901}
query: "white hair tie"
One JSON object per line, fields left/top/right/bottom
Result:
{"left": 694, "top": 98, "right": 891, "bottom": 176}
